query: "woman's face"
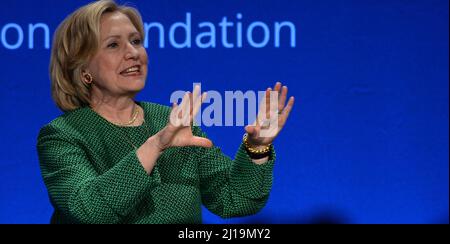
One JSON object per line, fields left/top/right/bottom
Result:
{"left": 87, "top": 11, "right": 148, "bottom": 97}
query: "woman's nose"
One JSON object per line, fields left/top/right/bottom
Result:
{"left": 124, "top": 43, "right": 139, "bottom": 60}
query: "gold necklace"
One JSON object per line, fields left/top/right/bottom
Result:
{"left": 90, "top": 103, "right": 140, "bottom": 127}
{"left": 118, "top": 104, "right": 139, "bottom": 126}
{"left": 90, "top": 103, "right": 151, "bottom": 150}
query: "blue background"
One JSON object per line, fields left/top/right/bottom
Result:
{"left": 0, "top": 0, "right": 448, "bottom": 224}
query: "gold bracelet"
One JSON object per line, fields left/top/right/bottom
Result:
{"left": 243, "top": 133, "right": 271, "bottom": 154}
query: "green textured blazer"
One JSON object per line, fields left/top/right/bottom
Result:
{"left": 37, "top": 101, "right": 275, "bottom": 224}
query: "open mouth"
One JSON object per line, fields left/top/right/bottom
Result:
{"left": 120, "top": 65, "right": 141, "bottom": 76}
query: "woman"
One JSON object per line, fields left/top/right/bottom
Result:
{"left": 37, "top": 0, "right": 294, "bottom": 224}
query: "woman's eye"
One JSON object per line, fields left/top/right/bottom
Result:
{"left": 132, "top": 39, "right": 142, "bottom": 45}
{"left": 107, "top": 42, "right": 118, "bottom": 48}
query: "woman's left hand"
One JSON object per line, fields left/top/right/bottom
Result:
{"left": 244, "top": 82, "right": 295, "bottom": 148}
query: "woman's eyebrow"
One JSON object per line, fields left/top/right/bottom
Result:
{"left": 102, "top": 35, "right": 120, "bottom": 42}
{"left": 129, "top": 31, "right": 141, "bottom": 37}
{"left": 102, "top": 32, "right": 140, "bottom": 42}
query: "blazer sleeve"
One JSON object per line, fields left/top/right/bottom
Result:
{"left": 193, "top": 126, "right": 276, "bottom": 218}
{"left": 37, "top": 124, "right": 161, "bottom": 224}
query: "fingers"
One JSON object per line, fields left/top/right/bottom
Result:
{"left": 269, "top": 89, "right": 278, "bottom": 115}
{"left": 170, "top": 85, "right": 206, "bottom": 127}
{"left": 283, "top": 96, "right": 295, "bottom": 118}
{"left": 192, "top": 92, "right": 207, "bottom": 122}
{"left": 245, "top": 125, "right": 254, "bottom": 135}
{"left": 169, "top": 102, "right": 180, "bottom": 127}
{"left": 279, "top": 96, "right": 295, "bottom": 128}
{"left": 190, "top": 85, "right": 200, "bottom": 119}
{"left": 272, "top": 81, "right": 294, "bottom": 117}
{"left": 272, "top": 81, "right": 287, "bottom": 112}
{"left": 189, "top": 92, "right": 194, "bottom": 117}
{"left": 252, "top": 82, "right": 293, "bottom": 137}
{"left": 279, "top": 86, "right": 288, "bottom": 112}
{"left": 190, "top": 84, "right": 206, "bottom": 125}
{"left": 273, "top": 82, "right": 282, "bottom": 93}
{"left": 265, "top": 88, "right": 272, "bottom": 119}
{"left": 256, "top": 86, "right": 277, "bottom": 124}
{"left": 181, "top": 91, "right": 191, "bottom": 122}
{"left": 190, "top": 137, "right": 213, "bottom": 148}
{"left": 192, "top": 84, "right": 200, "bottom": 102}
{"left": 245, "top": 125, "right": 260, "bottom": 137}
{"left": 169, "top": 91, "right": 190, "bottom": 127}
{"left": 201, "top": 92, "right": 207, "bottom": 103}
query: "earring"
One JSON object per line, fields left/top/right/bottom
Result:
{"left": 84, "top": 73, "right": 93, "bottom": 84}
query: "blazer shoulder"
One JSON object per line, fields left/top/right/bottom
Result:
{"left": 37, "top": 108, "right": 88, "bottom": 143}
{"left": 140, "top": 101, "right": 171, "bottom": 113}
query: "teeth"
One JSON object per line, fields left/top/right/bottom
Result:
{"left": 122, "top": 66, "right": 139, "bottom": 73}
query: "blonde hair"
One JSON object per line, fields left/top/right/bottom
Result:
{"left": 50, "top": 0, "right": 145, "bottom": 111}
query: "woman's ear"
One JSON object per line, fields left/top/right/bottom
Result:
{"left": 82, "top": 70, "right": 93, "bottom": 84}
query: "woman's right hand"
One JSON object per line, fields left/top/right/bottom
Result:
{"left": 137, "top": 85, "right": 212, "bottom": 174}
{"left": 155, "top": 85, "right": 213, "bottom": 150}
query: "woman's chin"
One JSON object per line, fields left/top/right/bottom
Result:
{"left": 120, "top": 81, "right": 145, "bottom": 94}
{"left": 131, "top": 81, "right": 146, "bottom": 91}
{"left": 122, "top": 76, "right": 146, "bottom": 86}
